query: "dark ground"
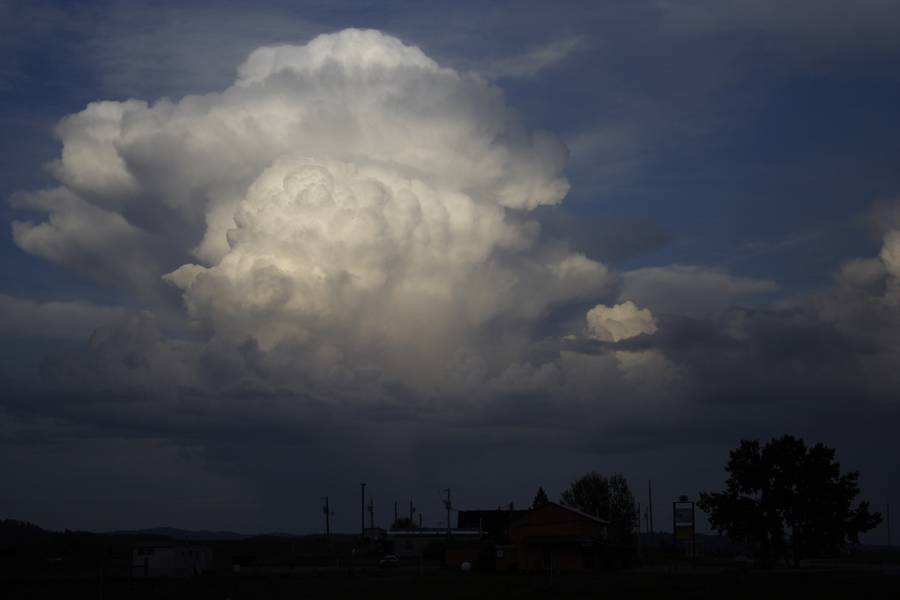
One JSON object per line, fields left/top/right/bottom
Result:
{"left": 5, "top": 565, "right": 900, "bottom": 600}
{"left": 3, "top": 521, "right": 898, "bottom": 599}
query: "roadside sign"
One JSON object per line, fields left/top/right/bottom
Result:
{"left": 672, "top": 497, "right": 696, "bottom": 560}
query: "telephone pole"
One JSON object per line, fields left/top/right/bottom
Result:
{"left": 443, "top": 488, "right": 452, "bottom": 540}
{"left": 636, "top": 501, "right": 642, "bottom": 559}
{"left": 394, "top": 500, "right": 399, "bottom": 526}
{"left": 888, "top": 500, "right": 893, "bottom": 547}
{"left": 321, "top": 496, "right": 331, "bottom": 538}
{"left": 648, "top": 480, "right": 654, "bottom": 535}
{"left": 360, "top": 483, "right": 366, "bottom": 538}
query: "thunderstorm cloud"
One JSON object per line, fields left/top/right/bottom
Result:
{"left": 12, "top": 29, "right": 617, "bottom": 405}
{"left": 4, "top": 10, "right": 900, "bottom": 535}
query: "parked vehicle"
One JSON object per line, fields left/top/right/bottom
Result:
{"left": 379, "top": 554, "right": 400, "bottom": 568}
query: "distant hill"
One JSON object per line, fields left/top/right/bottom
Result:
{"left": 0, "top": 519, "right": 52, "bottom": 544}
{"left": 105, "top": 527, "right": 318, "bottom": 541}
{"left": 106, "top": 527, "right": 250, "bottom": 541}
{"left": 1, "top": 520, "right": 320, "bottom": 543}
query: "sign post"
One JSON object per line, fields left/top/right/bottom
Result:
{"left": 672, "top": 495, "right": 695, "bottom": 562}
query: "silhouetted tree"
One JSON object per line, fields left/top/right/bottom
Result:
{"left": 699, "top": 435, "right": 882, "bottom": 567}
{"left": 560, "top": 471, "right": 636, "bottom": 546}
{"left": 532, "top": 486, "right": 549, "bottom": 508}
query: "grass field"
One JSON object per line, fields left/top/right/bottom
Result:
{"left": 5, "top": 564, "right": 900, "bottom": 600}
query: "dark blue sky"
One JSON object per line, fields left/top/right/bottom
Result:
{"left": 1, "top": 1, "right": 899, "bottom": 538}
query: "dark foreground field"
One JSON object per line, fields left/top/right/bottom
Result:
{"left": 5, "top": 566, "right": 900, "bottom": 600}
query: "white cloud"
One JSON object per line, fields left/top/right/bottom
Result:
{"left": 880, "top": 230, "right": 900, "bottom": 280}
{"left": 825, "top": 227, "right": 900, "bottom": 316}
{"left": 10, "top": 186, "right": 164, "bottom": 298}
{"left": 14, "top": 29, "right": 572, "bottom": 284}
{"left": 479, "top": 35, "right": 589, "bottom": 79}
{"left": 13, "top": 29, "right": 611, "bottom": 397}
{"left": 586, "top": 301, "right": 657, "bottom": 342}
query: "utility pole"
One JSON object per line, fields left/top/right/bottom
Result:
{"left": 360, "top": 483, "right": 366, "bottom": 538}
{"left": 443, "top": 488, "right": 452, "bottom": 540}
{"left": 321, "top": 496, "right": 331, "bottom": 539}
{"left": 394, "top": 501, "right": 399, "bottom": 526}
{"left": 368, "top": 497, "right": 375, "bottom": 530}
{"left": 648, "top": 480, "right": 654, "bottom": 535}
{"left": 888, "top": 500, "right": 893, "bottom": 548}
{"left": 636, "top": 501, "right": 642, "bottom": 559}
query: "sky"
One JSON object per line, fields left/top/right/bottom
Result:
{"left": 1, "top": 0, "right": 899, "bottom": 539}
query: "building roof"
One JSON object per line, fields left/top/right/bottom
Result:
{"left": 386, "top": 528, "right": 481, "bottom": 538}
{"left": 542, "top": 501, "right": 610, "bottom": 525}
{"left": 457, "top": 509, "right": 528, "bottom": 530}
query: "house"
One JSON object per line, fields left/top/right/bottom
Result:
{"left": 385, "top": 528, "right": 481, "bottom": 559}
{"left": 363, "top": 527, "right": 387, "bottom": 542}
{"left": 132, "top": 542, "right": 212, "bottom": 577}
{"left": 456, "top": 508, "right": 528, "bottom": 543}
{"left": 501, "top": 502, "right": 609, "bottom": 572}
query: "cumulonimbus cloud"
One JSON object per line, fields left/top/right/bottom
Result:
{"left": 17, "top": 27, "right": 899, "bottom": 423}
{"left": 12, "top": 29, "right": 612, "bottom": 397}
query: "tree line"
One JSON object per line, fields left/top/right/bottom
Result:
{"left": 536, "top": 434, "right": 882, "bottom": 564}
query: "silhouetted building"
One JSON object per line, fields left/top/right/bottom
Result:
{"left": 385, "top": 528, "right": 480, "bottom": 559}
{"left": 363, "top": 527, "right": 387, "bottom": 542}
{"left": 457, "top": 508, "right": 528, "bottom": 543}
{"left": 500, "top": 502, "right": 609, "bottom": 572}
{"left": 132, "top": 542, "right": 212, "bottom": 577}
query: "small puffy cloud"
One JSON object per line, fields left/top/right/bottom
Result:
{"left": 619, "top": 265, "right": 777, "bottom": 317}
{"left": 586, "top": 301, "right": 657, "bottom": 342}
